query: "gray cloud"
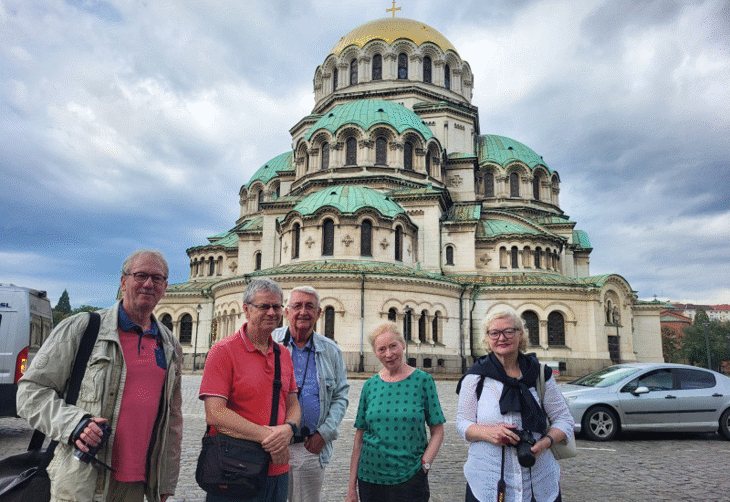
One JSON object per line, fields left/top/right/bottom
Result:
{"left": 1, "top": 0, "right": 728, "bottom": 307}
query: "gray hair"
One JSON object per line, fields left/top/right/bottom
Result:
{"left": 243, "top": 278, "right": 283, "bottom": 304}
{"left": 482, "top": 308, "right": 527, "bottom": 352}
{"left": 368, "top": 321, "right": 406, "bottom": 351}
{"left": 122, "top": 250, "right": 169, "bottom": 277}
{"left": 287, "top": 286, "right": 320, "bottom": 310}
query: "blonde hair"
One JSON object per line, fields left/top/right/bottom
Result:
{"left": 368, "top": 322, "right": 406, "bottom": 351}
{"left": 482, "top": 309, "right": 527, "bottom": 352}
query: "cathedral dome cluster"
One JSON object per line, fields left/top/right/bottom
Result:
{"left": 160, "top": 13, "right": 664, "bottom": 377}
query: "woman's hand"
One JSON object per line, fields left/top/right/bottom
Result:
{"left": 474, "top": 424, "right": 522, "bottom": 446}
{"left": 530, "top": 435, "right": 552, "bottom": 458}
{"left": 345, "top": 485, "right": 359, "bottom": 502}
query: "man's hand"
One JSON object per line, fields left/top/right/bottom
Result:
{"left": 73, "top": 417, "right": 108, "bottom": 452}
{"left": 304, "top": 432, "right": 326, "bottom": 455}
{"left": 270, "top": 448, "right": 290, "bottom": 466}
{"left": 261, "top": 424, "right": 293, "bottom": 455}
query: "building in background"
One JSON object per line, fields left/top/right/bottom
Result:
{"left": 154, "top": 15, "right": 664, "bottom": 376}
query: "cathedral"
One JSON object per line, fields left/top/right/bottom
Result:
{"left": 154, "top": 15, "right": 664, "bottom": 377}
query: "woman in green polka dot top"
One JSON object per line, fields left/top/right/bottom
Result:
{"left": 346, "top": 322, "right": 445, "bottom": 502}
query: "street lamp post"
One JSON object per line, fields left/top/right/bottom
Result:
{"left": 703, "top": 321, "right": 712, "bottom": 370}
{"left": 193, "top": 304, "right": 202, "bottom": 371}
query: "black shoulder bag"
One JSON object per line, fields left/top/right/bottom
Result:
{"left": 0, "top": 312, "right": 101, "bottom": 502}
{"left": 196, "top": 342, "right": 282, "bottom": 498}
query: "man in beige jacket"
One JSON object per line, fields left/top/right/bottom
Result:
{"left": 17, "top": 250, "right": 183, "bottom": 502}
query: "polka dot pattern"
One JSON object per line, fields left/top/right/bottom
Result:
{"left": 354, "top": 369, "right": 445, "bottom": 485}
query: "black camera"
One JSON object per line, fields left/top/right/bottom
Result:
{"left": 507, "top": 428, "right": 537, "bottom": 468}
{"left": 72, "top": 417, "right": 112, "bottom": 469}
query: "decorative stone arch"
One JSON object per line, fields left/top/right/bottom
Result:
{"left": 505, "top": 162, "right": 529, "bottom": 198}
{"left": 368, "top": 126, "right": 396, "bottom": 166}
{"left": 335, "top": 126, "right": 363, "bottom": 167}
{"left": 295, "top": 140, "right": 310, "bottom": 176}
{"left": 239, "top": 185, "right": 249, "bottom": 207}
{"left": 321, "top": 54, "right": 339, "bottom": 93}
{"left": 476, "top": 163, "right": 499, "bottom": 197}
{"left": 248, "top": 181, "right": 266, "bottom": 213}
{"left": 544, "top": 302, "right": 577, "bottom": 346}
{"left": 402, "top": 131, "right": 425, "bottom": 172}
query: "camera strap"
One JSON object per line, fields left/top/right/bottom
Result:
{"left": 497, "top": 446, "right": 505, "bottom": 502}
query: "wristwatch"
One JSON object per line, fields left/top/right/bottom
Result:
{"left": 421, "top": 459, "right": 430, "bottom": 472}
{"left": 287, "top": 422, "right": 298, "bottom": 435}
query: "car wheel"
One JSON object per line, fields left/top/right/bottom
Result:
{"left": 583, "top": 406, "right": 618, "bottom": 441}
{"left": 720, "top": 408, "right": 730, "bottom": 440}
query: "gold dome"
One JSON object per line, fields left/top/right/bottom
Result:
{"left": 330, "top": 17, "right": 457, "bottom": 56}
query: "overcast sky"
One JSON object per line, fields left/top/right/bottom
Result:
{"left": 2, "top": 0, "right": 729, "bottom": 309}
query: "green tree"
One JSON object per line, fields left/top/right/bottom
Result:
{"left": 661, "top": 325, "right": 682, "bottom": 363}
{"left": 55, "top": 290, "right": 71, "bottom": 313}
{"left": 680, "top": 309, "right": 730, "bottom": 372}
{"left": 53, "top": 289, "right": 72, "bottom": 326}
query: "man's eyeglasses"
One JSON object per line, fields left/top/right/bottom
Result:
{"left": 486, "top": 328, "right": 521, "bottom": 339}
{"left": 288, "top": 303, "right": 318, "bottom": 312}
{"left": 248, "top": 303, "right": 284, "bottom": 312}
{"left": 126, "top": 272, "right": 167, "bottom": 285}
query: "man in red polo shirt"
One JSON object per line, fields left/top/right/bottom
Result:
{"left": 200, "top": 278, "right": 301, "bottom": 502}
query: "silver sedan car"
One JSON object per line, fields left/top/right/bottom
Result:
{"left": 560, "top": 363, "right": 730, "bottom": 441}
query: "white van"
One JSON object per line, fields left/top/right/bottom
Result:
{"left": 0, "top": 284, "right": 53, "bottom": 416}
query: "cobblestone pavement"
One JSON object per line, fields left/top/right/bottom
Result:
{"left": 2, "top": 374, "right": 730, "bottom": 501}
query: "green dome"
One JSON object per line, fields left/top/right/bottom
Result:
{"left": 477, "top": 135, "right": 552, "bottom": 173}
{"left": 247, "top": 151, "right": 294, "bottom": 187}
{"left": 293, "top": 185, "right": 405, "bottom": 218}
{"left": 305, "top": 100, "right": 434, "bottom": 141}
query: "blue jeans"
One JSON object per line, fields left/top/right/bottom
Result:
{"left": 206, "top": 473, "right": 289, "bottom": 502}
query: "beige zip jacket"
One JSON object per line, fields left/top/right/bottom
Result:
{"left": 17, "top": 301, "right": 183, "bottom": 502}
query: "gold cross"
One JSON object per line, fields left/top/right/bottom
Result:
{"left": 386, "top": 0, "right": 401, "bottom": 17}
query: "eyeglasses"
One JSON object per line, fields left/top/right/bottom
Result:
{"left": 126, "top": 272, "right": 167, "bottom": 285}
{"left": 288, "top": 303, "right": 318, "bottom": 312}
{"left": 248, "top": 303, "right": 284, "bottom": 312}
{"left": 486, "top": 328, "right": 521, "bottom": 339}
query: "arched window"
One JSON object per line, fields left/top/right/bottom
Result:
{"left": 292, "top": 223, "right": 300, "bottom": 259}
{"left": 255, "top": 251, "right": 262, "bottom": 270}
{"left": 445, "top": 245, "right": 454, "bottom": 265}
{"left": 418, "top": 311, "right": 427, "bottom": 342}
{"left": 324, "top": 306, "right": 335, "bottom": 340}
{"left": 395, "top": 226, "right": 403, "bottom": 261}
{"left": 485, "top": 172, "right": 495, "bottom": 197}
{"left": 350, "top": 59, "right": 358, "bottom": 85}
{"left": 510, "top": 172, "right": 520, "bottom": 197}
{"left": 161, "top": 313, "right": 173, "bottom": 332}
{"left": 322, "top": 218, "right": 334, "bottom": 256}
{"left": 346, "top": 137, "right": 357, "bottom": 165}
{"left": 444, "top": 63, "right": 451, "bottom": 90}
{"left": 522, "top": 311, "right": 540, "bottom": 346}
{"left": 535, "top": 247, "right": 542, "bottom": 269}
{"left": 372, "top": 54, "right": 382, "bottom": 80}
{"left": 208, "top": 258, "right": 215, "bottom": 276}
{"left": 511, "top": 246, "right": 519, "bottom": 268}
{"left": 274, "top": 184, "right": 280, "bottom": 199}
{"left": 360, "top": 219, "right": 372, "bottom": 257}
{"left": 423, "top": 56, "right": 432, "bottom": 83}
{"left": 375, "top": 137, "right": 387, "bottom": 165}
{"left": 425, "top": 152, "right": 431, "bottom": 176}
{"left": 533, "top": 175, "right": 541, "bottom": 200}
{"left": 432, "top": 312, "right": 440, "bottom": 343}
{"left": 548, "top": 311, "right": 566, "bottom": 346}
{"left": 403, "top": 309, "right": 412, "bottom": 340}
{"left": 404, "top": 141, "right": 413, "bottom": 171}
{"left": 257, "top": 190, "right": 264, "bottom": 211}
{"left": 388, "top": 308, "right": 397, "bottom": 322}
{"left": 332, "top": 67, "right": 338, "bottom": 91}
{"left": 398, "top": 53, "right": 408, "bottom": 79}
{"left": 180, "top": 314, "right": 193, "bottom": 345}
{"left": 321, "top": 142, "right": 329, "bottom": 170}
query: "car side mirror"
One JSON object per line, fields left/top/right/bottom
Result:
{"left": 632, "top": 386, "right": 650, "bottom": 396}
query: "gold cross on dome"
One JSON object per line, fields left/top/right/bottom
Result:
{"left": 386, "top": 0, "right": 401, "bottom": 17}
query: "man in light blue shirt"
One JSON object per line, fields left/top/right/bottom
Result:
{"left": 272, "top": 286, "right": 349, "bottom": 502}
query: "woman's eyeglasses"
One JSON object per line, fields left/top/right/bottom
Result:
{"left": 486, "top": 328, "right": 520, "bottom": 339}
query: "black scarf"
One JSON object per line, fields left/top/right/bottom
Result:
{"left": 456, "top": 352, "right": 547, "bottom": 433}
